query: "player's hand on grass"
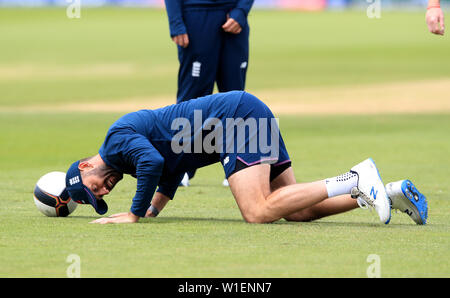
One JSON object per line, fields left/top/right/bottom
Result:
{"left": 426, "top": 7, "right": 445, "bottom": 35}
{"left": 172, "top": 33, "right": 189, "bottom": 48}
{"left": 222, "top": 15, "right": 242, "bottom": 34}
{"left": 90, "top": 212, "right": 139, "bottom": 224}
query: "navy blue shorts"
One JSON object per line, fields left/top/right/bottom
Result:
{"left": 220, "top": 93, "right": 291, "bottom": 180}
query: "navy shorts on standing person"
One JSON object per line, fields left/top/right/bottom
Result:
{"left": 176, "top": 6, "right": 249, "bottom": 103}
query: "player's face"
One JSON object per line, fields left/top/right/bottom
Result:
{"left": 82, "top": 165, "right": 123, "bottom": 200}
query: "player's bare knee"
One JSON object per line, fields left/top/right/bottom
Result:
{"left": 244, "top": 215, "right": 274, "bottom": 224}
{"left": 242, "top": 205, "right": 277, "bottom": 224}
{"left": 242, "top": 211, "right": 265, "bottom": 224}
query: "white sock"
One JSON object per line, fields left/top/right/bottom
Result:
{"left": 324, "top": 172, "right": 358, "bottom": 198}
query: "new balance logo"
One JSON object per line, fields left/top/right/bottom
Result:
{"left": 404, "top": 209, "right": 413, "bottom": 216}
{"left": 192, "top": 61, "right": 201, "bottom": 77}
{"left": 370, "top": 186, "right": 378, "bottom": 199}
{"left": 69, "top": 176, "right": 80, "bottom": 185}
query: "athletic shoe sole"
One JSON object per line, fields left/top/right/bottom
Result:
{"left": 388, "top": 180, "right": 428, "bottom": 225}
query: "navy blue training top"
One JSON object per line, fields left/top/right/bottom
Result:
{"left": 164, "top": 0, "right": 254, "bottom": 37}
{"left": 98, "top": 91, "right": 244, "bottom": 217}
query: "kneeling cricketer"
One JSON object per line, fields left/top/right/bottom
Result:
{"left": 64, "top": 91, "right": 428, "bottom": 225}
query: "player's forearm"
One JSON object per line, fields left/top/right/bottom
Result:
{"left": 127, "top": 145, "right": 164, "bottom": 217}
{"left": 131, "top": 167, "right": 162, "bottom": 217}
{"left": 147, "top": 192, "right": 170, "bottom": 217}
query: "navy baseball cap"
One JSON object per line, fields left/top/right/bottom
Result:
{"left": 65, "top": 160, "right": 108, "bottom": 215}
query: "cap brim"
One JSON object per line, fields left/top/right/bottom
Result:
{"left": 80, "top": 185, "right": 108, "bottom": 215}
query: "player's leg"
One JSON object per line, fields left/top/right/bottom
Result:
{"left": 269, "top": 167, "right": 358, "bottom": 222}
{"left": 224, "top": 92, "right": 390, "bottom": 223}
{"left": 284, "top": 195, "right": 358, "bottom": 222}
{"left": 265, "top": 123, "right": 353, "bottom": 221}
{"left": 223, "top": 93, "right": 330, "bottom": 223}
{"left": 228, "top": 158, "right": 392, "bottom": 224}
{"left": 227, "top": 163, "right": 330, "bottom": 223}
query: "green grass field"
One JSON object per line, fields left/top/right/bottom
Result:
{"left": 0, "top": 8, "right": 449, "bottom": 277}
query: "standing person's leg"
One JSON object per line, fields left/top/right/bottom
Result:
{"left": 216, "top": 21, "right": 249, "bottom": 92}
{"left": 176, "top": 9, "right": 224, "bottom": 103}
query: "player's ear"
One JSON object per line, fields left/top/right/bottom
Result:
{"left": 78, "top": 161, "right": 94, "bottom": 172}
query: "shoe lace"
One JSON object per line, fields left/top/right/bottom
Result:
{"left": 357, "top": 197, "right": 373, "bottom": 209}
{"left": 351, "top": 187, "right": 375, "bottom": 210}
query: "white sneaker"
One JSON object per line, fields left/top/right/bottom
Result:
{"left": 179, "top": 173, "right": 190, "bottom": 187}
{"left": 222, "top": 178, "right": 229, "bottom": 187}
{"left": 386, "top": 180, "right": 428, "bottom": 225}
{"left": 350, "top": 158, "right": 391, "bottom": 224}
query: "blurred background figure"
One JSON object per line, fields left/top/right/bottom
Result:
{"left": 426, "top": 0, "right": 445, "bottom": 35}
{"left": 164, "top": 0, "right": 255, "bottom": 187}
